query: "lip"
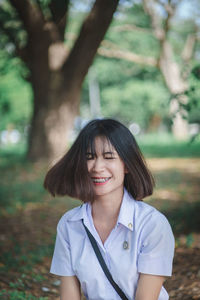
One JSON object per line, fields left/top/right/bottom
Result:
{"left": 91, "top": 177, "right": 111, "bottom": 186}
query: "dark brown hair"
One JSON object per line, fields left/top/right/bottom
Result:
{"left": 44, "top": 118, "right": 155, "bottom": 202}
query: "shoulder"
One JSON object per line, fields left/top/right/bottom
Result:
{"left": 134, "top": 200, "right": 171, "bottom": 230}
{"left": 133, "top": 201, "right": 174, "bottom": 251}
{"left": 62, "top": 204, "right": 84, "bottom": 220}
{"left": 57, "top": 204, "right": 85, "bottom": 229}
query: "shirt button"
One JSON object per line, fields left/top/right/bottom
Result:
{"left": 123, "top": 241, "right": 129, "bottom": 249}
{"left": 128, "top": 223, "right": 133, "bottom": 229}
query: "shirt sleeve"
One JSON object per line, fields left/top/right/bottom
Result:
{"left": 50, "top": 216, "right": 75, "bottom": 276}
{"left": 137, "top": 211, "right": 175, "bottom": 276}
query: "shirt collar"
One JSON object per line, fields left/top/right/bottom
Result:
{"left": 117, "top": 189, "right": 134, "bottom": 231}
{"left": 67, "top": 203, "right": 86, "bottom": 221}
{"left": 67, "top": 189, "right": 135, "bottom": 232}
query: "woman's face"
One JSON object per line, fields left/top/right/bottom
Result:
{"left": 86, "top": 136, "right": 126, "bottom": 198}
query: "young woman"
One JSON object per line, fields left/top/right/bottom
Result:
{"left": 44, "top": 119, "right": 174, "bottom": 300}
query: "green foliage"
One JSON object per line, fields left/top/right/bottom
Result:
{"left": 1, "top": 240, "right": 54, "bottom": 273}
{"left": 82, "top": 56, "right": 169, "bottom": 130}
{"left": 0, "top": 142, "right": 26, "bottom": 167}
{"left": 184, "top": 65, "right": 200, "bottom": 124}
{"left": 0, "top": 289, "right": 47, "bottom": 300}
{"left": 101, "top": 79, "right": 169, "bottom": 128}
{"left": 169, "top": 19, "right": 197, "bottom": 61}
{"left": 164, "top": 202, "right": 200, "bottom": 235}
{"left": 81, "top": 3, "right": 169, "bottom": 130}
{"left": 137, "top": 133, "right": 200, "bottom": 158}
{"left": 81, "top": 1, "right": 200, "bottom": 131}
{"left": 0, "top": 157, "right": 46, "bottom": 213}
{"left": 0, "top": 177, "right": 46, "bottom": 212}
{"left": 33, "top": 274, "right": 46, "bottom": 282}
{"left": 0, "top": 0, "right": 26, "bottom": 50}
{"left": 82, "top": 18, "right": 169, "bottom": 128}
{"left": 9, "top": 278, "right": 25, "bottom": 289}
{"left": 108, "top": 4, "right": 159, "bottom": 57}
{"left": 0, "top": 51, "right": 32, "bottom": 132}
{"left": 118, "top": 2, "right": 152, "bottom": 29}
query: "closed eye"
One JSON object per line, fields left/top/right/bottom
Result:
{"left": 104, "top": 152, "right": 116, "bottom": 159}
{"left": 86, "top": 153, "right": 94, "bottom": 160}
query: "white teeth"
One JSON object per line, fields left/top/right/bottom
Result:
{"left": 92, "top": 178, "right": 110, "bottom": 183}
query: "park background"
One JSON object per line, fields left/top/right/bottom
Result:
{"left": 0, "top": 0, "right": 200, "bottom": 299}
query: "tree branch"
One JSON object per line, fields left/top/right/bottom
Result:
{"left": 182, "top": 33, "right": 197, "bottom": 62}
{"left": 9, "top": 0, "right": 66, "bottom": 47}
{"left": 62, "top": 0, "right": 120, "bottom": 86}
{"left": 112, "top": 24, "right": 152, "bottom": 34}
{"left": 49, "top": 0, "right": 69, "bottom": 39}
{"left": 158, "top": 40, "right": 187, "bottom": 94}
{"left": 9, "top": 0, "right": 45, "bottom": 36}
{"left": 143, "top": 0, "right": 187, "bottom": 94}
{"left": 163, "top": 2, "right": 177, "bottom": 35}
{"left": 143, "top": 0, "right": 165, "bottom": 40}
{"left": 98, "top": 40, "right": 157, "bottom": 67}
{"left": 143, "top": 0, "right": 177, "bottom": 40}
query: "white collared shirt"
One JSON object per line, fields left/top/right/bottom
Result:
{"left": 50, "top": 189, "right": 175, "bottom": 300}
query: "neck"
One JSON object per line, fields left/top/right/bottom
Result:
{"left": 91, "top": 189, "right": 124, "bottom": 223}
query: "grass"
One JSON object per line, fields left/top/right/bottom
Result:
{"left": 138, "top": 132, "right": 200, "bottom": 158}
{"left": 0, "top": 142, "right": 48, "bottom": 213}
{"left": 0, "top": 239, "right": 55, "bottom": 273}
{"left": 163, "top": 201, "right": 200, "bottom": 235}
{"left": 0, "top": 142, "right": 27, "bottom": 167}
{"left": 0, "top": 290, "right": 48, "bottom": 300}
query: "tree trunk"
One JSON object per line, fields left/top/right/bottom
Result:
{"left": 28, "top": 91, "right": 80, "bottom": 162}
{"left": 142, "top": 0, "right": 192, "bottom": 140}
{"left": 27, "top": 69, "right": 81, "bottom": 162}
{"left": 159, "top": 40, "right": 189, "bottom": 140}
{"left": 26, "top": 36, "right": 80, "bottom": 162}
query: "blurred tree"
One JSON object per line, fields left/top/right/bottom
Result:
{"left": 81, "top": 57, "right": 170, "bottom": 131}
{"left": 98, "top": 0, "right": 199, "bottom": 139}
{"left": 0, "top": 0, "right": 119, "bottom": 161}
{"left": 184, "top": 65, "right": 200, "bottom": 127}
{"left": 0, "top": 51, "right": 32, "bottom": 133}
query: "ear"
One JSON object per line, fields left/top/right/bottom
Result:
{"left": 124, "top": 166, "right": 128, "bottom": 174}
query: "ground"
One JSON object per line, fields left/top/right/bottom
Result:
{"left": 0, "top": 158, "right": 200, "bottom": 299}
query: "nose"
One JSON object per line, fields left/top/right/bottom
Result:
{"left": 91, "top": 157, "right": 105, "bottom": 172}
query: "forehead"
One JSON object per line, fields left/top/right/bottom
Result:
{"left": 88, "top": 136, "right": 116, "bottom": 153}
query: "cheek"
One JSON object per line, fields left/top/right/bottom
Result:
{"left": 112, "top": 163, "right": 126, "bottom": 177}
{"left": 87, "top": 161, "right": 93, "bottom": 172}
{"left": 118, "top": 162, "right": 126, "bottom": 173}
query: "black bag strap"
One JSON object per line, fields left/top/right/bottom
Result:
{"left": 82, "top": 220, "right": 129, "bottom": 300}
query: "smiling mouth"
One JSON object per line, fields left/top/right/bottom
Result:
{"left": 91, "top": 177, "right": 111, "bottom": 184}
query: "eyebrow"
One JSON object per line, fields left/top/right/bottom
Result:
{"left": 86, "top": 151, "right": 116, "bottom": 155}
